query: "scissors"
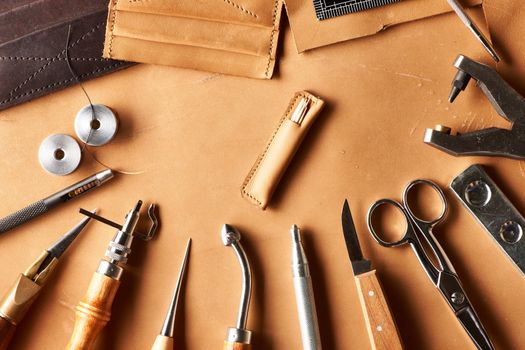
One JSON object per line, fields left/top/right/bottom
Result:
{"left": 367, "top": 179, "right": 495, "bottom": 350}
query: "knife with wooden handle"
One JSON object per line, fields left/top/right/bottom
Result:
{"left": 342, "top": 200, "right": 403, "bottom": 350}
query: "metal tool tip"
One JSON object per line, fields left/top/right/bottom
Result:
{"left": 449, "top": 87, "right": 461, "bottom": 103}
{"left": 134, "top": 200, "right": 143, "bottom": 211}
{"left": 290, "top": 225, "right": 301, "bottom": 243}
{"left": 96, "top": 168, "right": 114, "bottom": 182}
{"left": 221, "top": 224, "right": 241, "bottom": 246}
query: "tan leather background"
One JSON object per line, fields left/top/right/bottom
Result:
{"left": 1, "top": 5, "right": 524, "bottom": 350}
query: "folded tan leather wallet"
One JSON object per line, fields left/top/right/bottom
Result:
{"left": 103, "top": 0, "right": 283, "bottom": 79}
{"left": 241, "top": 91, "right": 325, "bottom": 209}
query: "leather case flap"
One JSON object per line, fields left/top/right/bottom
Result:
{"left": 103, "top": 0, "right": 283, "bottom": 79}
{"left": 285, "top": 0, "right": 483, "bottom": 52}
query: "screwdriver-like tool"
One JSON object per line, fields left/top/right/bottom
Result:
{"left": 0, "top": 212, "right": 94, "bottom": 350}
{"left": 447, "top": 0, "right": 500, "bottom": 62}
{"left": 342, "top": 200, "right": 403, "bottom": 350}
{"left": 291, "top": 225, "right": 322, "bottom": 350}
{"left": 65, "top": 201, "right": 158, "bottom": 350}
{"left": 221, "top": 224, "right": 253, "bottom": 350}
{"left": 151, "top": 238, "right": 191, "bottom": 350}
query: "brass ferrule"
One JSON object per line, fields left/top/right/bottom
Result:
{"left": 23, "top": 250, "right": 58, "bottom": 286}
{"left": 0, "top": 274, "right": 42, "bottom": 325}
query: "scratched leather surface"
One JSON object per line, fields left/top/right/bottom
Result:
{"left": 0, "top": 7, "right": 524, "bottom": 350}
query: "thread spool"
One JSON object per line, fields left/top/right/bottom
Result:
{"left": 38, "top": 134, "right": 81, "bottom": 175}
{"left": 75, "top": 104, "right": 118, "bottom": 146}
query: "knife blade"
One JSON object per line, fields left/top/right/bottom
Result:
{"left": 341, "top": 199, "right": 404, "bottom": 350}
{"left": 342, "top": 199, "right": 372, "bottom": 275}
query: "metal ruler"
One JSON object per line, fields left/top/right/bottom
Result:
{"left": 313, "top": 0, "right": 400, "bottom": 20}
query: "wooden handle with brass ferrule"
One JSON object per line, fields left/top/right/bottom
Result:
{"left": 65, "top": 272, "right": 121, "bottom": 350}
{"left": 354, "top": 270, "right": 403, "bottom": 350}
{"left": 151, "top": 335, "right": 174, "bottom": 350}
{"left": 223, "top": 341, "right": 252, "bottom": 350}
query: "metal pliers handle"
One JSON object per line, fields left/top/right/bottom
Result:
{"left": 424, "top": 55, "right": 525, "bottom": 159}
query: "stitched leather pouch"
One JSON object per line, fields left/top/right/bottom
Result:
{"left": 103, "top": 0, "right": 283, "bottom": 79}
{"left": 0, "top": 2, "right": 132, "bottom": 111}
{"left": 241, "top": 91, "right": 325, "bottom": 209}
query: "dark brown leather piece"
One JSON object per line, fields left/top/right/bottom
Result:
{"left": 0, "top": 8, "right": 133, "bottom": 111}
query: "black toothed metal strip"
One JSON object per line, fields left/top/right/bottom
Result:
{"left": 313, "top": 0, "right": 401, "bottom": 20}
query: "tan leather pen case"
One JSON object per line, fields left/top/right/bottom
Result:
{"left": 241, "top": 91, "right": 325, "bottom": 209}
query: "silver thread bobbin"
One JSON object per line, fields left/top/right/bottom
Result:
{"left": 75, "top": 104, "right": 119, "bottom": 146}
{"left": 38, "top": 134, "right": 82, "bottom": 176}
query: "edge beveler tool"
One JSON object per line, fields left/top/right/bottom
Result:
{"left": 0, "top": 212, "right": 94, "bottom": 350}
{"left": 221, "top": 224, "right": 253, "bottom": 350}
{"left": 424, "top": 55, "right": 525, "bottom": 160}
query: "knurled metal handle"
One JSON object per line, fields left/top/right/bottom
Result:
{"left": 0, "top": 200, "right": 48, "bottom": 234}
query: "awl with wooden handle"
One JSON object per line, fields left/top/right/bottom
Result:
{"left": 0, "top": 212, "right": 94, "bottom": 350}
{"left": 341, "top": 200, "right": 403, "bottom": 350}
{"left": 151, "top": 238, "right": 191, "bottom": 350}
{"left": 65, "top": 201, "right": 158, "bottom": 350}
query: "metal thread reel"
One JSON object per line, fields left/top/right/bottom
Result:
{"left": 38, "top": 134, "right": 82, "bottom": 176}
{"left": 75, "top": 104, "right": 119, "bottom": 146}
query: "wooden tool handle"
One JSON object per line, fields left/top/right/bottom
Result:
{"left": 0, "top": 317, "right": 16, "bottom": 350}
{"left": 223, "top": 341, "right": 252, "bottom": 350}
{"left": 151, "top": 335, "right": 174, "bottom": 350}
{"left": 65, "top": 272, "right": 121, "bottom": 350}
{"left": 355, "top": 270, "right": 403, "bottom": 350}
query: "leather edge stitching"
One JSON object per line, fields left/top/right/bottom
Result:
{"left": 264, "top": 0, "right": 280, "bottom": 78}
{"left": 241, "top": 92, "right": 305, "bottom": 207}
{"left": 108, "top": 0, "right": 119, "bottom": 58}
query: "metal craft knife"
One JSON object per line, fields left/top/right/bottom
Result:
{"left": 342, "top": 199, "right": 403, "bottom": 350}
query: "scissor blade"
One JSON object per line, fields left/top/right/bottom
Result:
{"left": 342, "top": 199, "right": 371, "bottom": 275}
{"left": 456, "top": 307, "right": 495, "bottom": 350}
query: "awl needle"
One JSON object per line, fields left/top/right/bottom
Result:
{"left": 447, "top": 0, "right": 501, "bottom": 62}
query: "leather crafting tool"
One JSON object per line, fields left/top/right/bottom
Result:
{"left": 291, "top": 224, "right": 322, "bottom": 350}
{"left": 151, "top": 238, "right": 191, "bottom": 350}
{"left": 65, "top": 201, "right": 158, "bottom": 349}
{"left": 221, "top": 224, "right": 253, "bottom": 350}
{"left": 424, "top": 55, "right": 525, "bottom": 159}
{"left": 367, "top": 180, "right": 494, "bottom": 350}
{"left": 313, "top": 0, "right": 400, "bottom": 21}
{"left": 0, "top": 213, "right": 94, "bottom": 350}
{"left": 450, "top": 164, "right": 525, "bottom": 277}
{"left": 341, "top": 200, "right": 403, "bottom": 350}
{"left": 0, "top": 169, "right": 113, "bottom": 235}
{"left": 447, "top": 0, "right": 500, "bottom": 62}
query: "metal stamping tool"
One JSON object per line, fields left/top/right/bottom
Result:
{"left": 0, "top": 213, "right": 94, "bottom": 350}
{"left": 221, "top": 224, "right": 253, "bottom": 350}
{"left": 39, "top": 134, "right": 82, "bottom": 175}
{"left": 447, "top": 0, "right": 500, "bottom": 62}
{"left": 342, "top": 200, "right": 403, "bottom": 350}
{"left": 151, "top": 238, "right": 191, "bottom": 350}
{"left": 291, "top": 225, "right": 322, "bottom": 350}
{"left": 0, "top": 169, "right": 113, "bottom": 235}
{"left": 75, "top": 104, "right": 119, "bottom": 146}
{"left": 424, "top": 55, "right": 525, "bottom": 159}
{"left": 450, "top": 164, "right": 525, "bottom": 276}
{"left": 65, "top": 201, "right": 159, "bottom": 350}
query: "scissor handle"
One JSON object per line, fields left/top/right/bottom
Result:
{"left": 367, "top": 199, "right": 411, "bottom": 248}
{"left": 403, "top": 179, "right": 447, "bottom": 226}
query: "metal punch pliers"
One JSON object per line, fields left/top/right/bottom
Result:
{"left": 424, "top": 54, "right": 525, "bottom": 160}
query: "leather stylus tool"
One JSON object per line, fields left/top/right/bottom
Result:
{"left": 151, "top": 238, "right": 191, "bottom": 350}
{"left": 222, "top": 224, "right": 253, "bottom": 350}
{"left": 342, "top": 200, "right": 403, "bottom": 350}
{"left": 65, "top": 201, "right": 158, "bottom": 350}
{"left": 0, "top": 213, "right": 94, "bottom": 350}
